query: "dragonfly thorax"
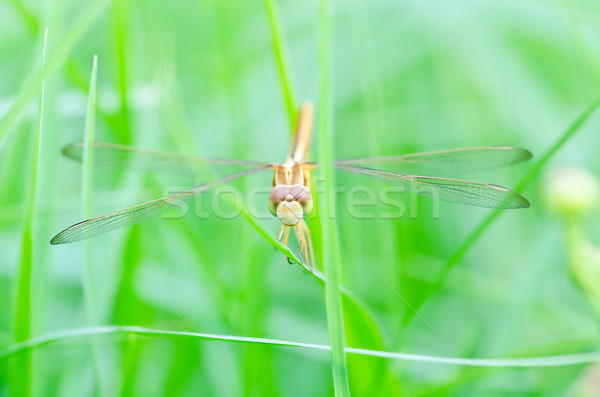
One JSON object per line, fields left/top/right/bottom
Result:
{"left": 268, "top": 184, "right": 313, "bottom": 226}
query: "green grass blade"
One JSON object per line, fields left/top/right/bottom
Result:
{"left": 10, "top": 28, "right": 47, "bottom": 397}
{"left": 8, "top": 0, "right": 39, "bottom": 35}
{"left": 449, "top": 96, "right": 600, "bottom": 266}
{"left": 81, "top": 55, "right": 105, "bottom": 394}
{"left": 316, "top": 0, "right": 350, "bottom": 394}
{"left": 111, "top": 0, "right": 132, "bottom": 144}
{"left": 402, "top": 97, "right": 600, "bottom": 327}
{"left": 83, "top": 56, "right": 98, "bottom": 220}
{"left": 219, "top": 193, "right": 306, "bottom": 269}
{"left": 0, "top": 0, "right": 106, "bottom": 152}
{"left": 557, "top": 0, "right": 600, "bottom": 87}
{"left": 154, "top": 55, "right": 306, "bottom": 269}
{"left": 264, "top": 0, "right": 298, "bottom": 130}
{"left": 4, "top": 326, "right": 600, "bottom": 368}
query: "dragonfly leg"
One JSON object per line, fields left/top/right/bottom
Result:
{"left": 278, "top": 225, "right": 295, "bottom": 265}
{"left": 293, "top": 224, "right": 305, "bottom": 264}
{"left": 300, "top": 220, "right": 316, "bottom": 270}
{"left": 282, "top": 226, "right": 291, "bottom": 246}
{"left": 277, "top": 224, "right": 285, "bottom": 241}
{"left": 293, "top": 223, "right": 312, "bottom": 270}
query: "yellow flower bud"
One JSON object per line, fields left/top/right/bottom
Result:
{"left": 543, "top": 166, "right": 599, "bottom": 215}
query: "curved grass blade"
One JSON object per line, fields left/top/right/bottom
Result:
{"left": 4, "top": 325, "right": 600, "bottom": 369}
{"left": 400, "top": 97, "right": 600, "bottom": 331}
{"left": 448, "top": 96, "right": 600, "bottom": 265}
{"left": 336, "top": 164, "right": 530, "bottom": 209}
{"left": 8, "top": 0, "right": 39, "bottom": 35}
{"left": 12, "top": 28, "right": 48, "bottom": 397}
{"left": 50, "top": 167, "right": 270, "bottom": 245}
{"left": 265, "top": 0, "right": 298, "bottom": 129}
{"left": 336, "top": 146, "right": 532, "bottom": 177}
{"left": 0, "top": 0, "right": 106, "bottom": 151}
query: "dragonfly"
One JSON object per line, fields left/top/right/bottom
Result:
{"left": 51, "top": 101, "right": 531, "bottom": 267}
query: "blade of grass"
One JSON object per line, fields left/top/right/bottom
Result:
{"left": 10, "top": 28, "right": 47, "bottom": 397}
{"left": 111, "top": 0, "right": 132, "bottom": 144}
{"left": 8, "top": 0, "right": 39, "bottom": 35}
{"left": 148, "top": 46, "right": 305, "bottom": 269}
{"left": 557, "top": 0, "right": 600, "bottom": 87}
{"left": 262, "top": 4, "right": 379, "bottom": 353}
{"left": 4, "top": 326, "right": 600, "bottom": 368}
{"left": 140, "top": 42, "right": 205, "bottom": 395}
{"left": 449, "top": 96, "right": 600, "bottom": 267}
{"left": 156, "top": 39, "right": 293, "bottom": 393}
{"left": 316, "top": 0, "right": 350, "bottom": 394}
{"left": 345, "top": 5, "right": 405, "bottom": 394}
{"left": 83, "top": 56, "right": 98, "bottom": 237}
{"left": 264, "top": 0, "right": 298, "bottom": 130}
{"left": 402, "top": 96, "right": 600, "bottom": 327}
{"left": 216, "top": 190, "right": 307, "bottom": 269}
{"left": 0, "top": 0, "right": 106, "bottom": 151}
{"left": 156, "top": 49, "right": 274, "bottom": 394}
{"left": 222, "top": 215, "right": 387, "bottom": 347}
{"left": 81, "top": 55, "right": 106, "bottom": 394}
{"left": 157, "top": 58, "right": 383, "bottom": 352}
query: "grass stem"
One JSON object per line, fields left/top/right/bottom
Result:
{"left": 11, "top": 28, "right": 48, "bottom": 397}
{"left": 264, "top": 0, "right": 298, "bottom": 130}
{"left": 81, "top": 55, "right": 106, "bottom": 393}
{"left": 317, "top": 0, "right": 351, "bottom": 394}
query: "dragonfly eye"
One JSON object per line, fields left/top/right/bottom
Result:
{"left": 268, "top": 185, "right": 309, "bottom": 224}
{"left": 300, "top": 197, "right": 313, "bottom": 214}
{"left": 289, "top": 184, "right": 310, "bottom": 200}
{"left": 289, "top": 184, "right": 313, "bottom": 214}
{"left": 268, "top": 185, "right": 290, "bottom": 217}
{"left": 269, "top": 185, "right": 289, "bottom": 202}
{"left": 268, "top": 201, "right": 278, "bottom": 217}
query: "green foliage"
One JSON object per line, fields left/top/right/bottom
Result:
{"left": 10, "top": 28, "right": 47, "bottom": 397}
{"left": 1, "top": 0, "right": 600, "bottom": 396}
{"left": 316, "top": 0, "right": 350, "bottom": 394}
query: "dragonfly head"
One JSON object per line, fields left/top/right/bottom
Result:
{"left": 268, "top": 184, "right": 313, "bottom": 226}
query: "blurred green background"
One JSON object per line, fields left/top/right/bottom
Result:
{"left": 1, "top": 0, "right": 600, "bottom": 395}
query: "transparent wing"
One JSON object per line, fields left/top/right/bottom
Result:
{"left": 62, "top": 142, "right": 272, "bottom": 183}
{"left": 50, "top": 166, "right": 271, "bottom": 244}
{"left": 335, "top": 164, "right": 530, "bottom": 209}
{"left": 335, "top": 146, "right": 531, "bottom": 177}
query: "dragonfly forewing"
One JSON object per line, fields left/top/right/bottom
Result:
{"left": 50, "top": 166, "right": 271, "bottom": 245}
{"left": 335, "top": 146, "right": 531, "bottom": 178}
{"left": 63, "top": 142, "right": 271, "bottom": 184}
{"left": 335, "top": 164, "right": 530, "bottom": 209}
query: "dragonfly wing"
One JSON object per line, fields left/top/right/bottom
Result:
{"left": 62, "top": 142, "right": 272, "bottom": 183}
{"left": 335, "top": 146, "right": 531, "bottom": 177}
{"left": 50, "top": 166, "right": 271, "bottom": 244}
{"left": 335, "top": 164, "right": 530, "bottom": 209}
